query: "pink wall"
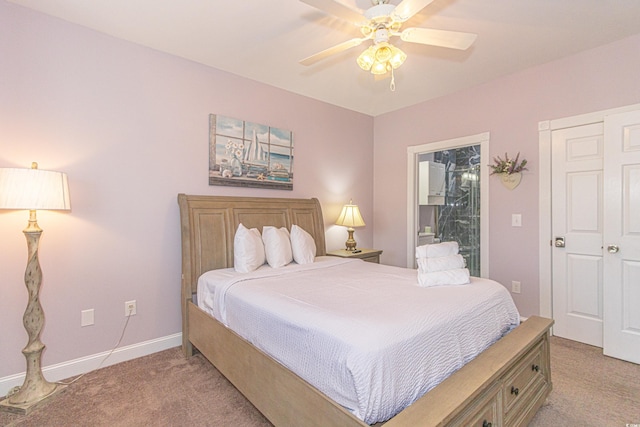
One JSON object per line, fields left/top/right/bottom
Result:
{"left": 0, "top": 2, "right": 373, "bottom": 379}
{"left": 4, "top": 0, "right": 640, "bottom": 383}
{"left": 373, "top": 33, "right": 640, "bottom": 316}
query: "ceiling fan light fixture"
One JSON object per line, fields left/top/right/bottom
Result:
{"left": 370, "top": 60, "right": 390, "bottom": 75}
{"left": 357, "top": 45, "right": 376, "bottom": 70}
{"left": 374, "top": 42, "right": 392, "bottom": 62}
{"left": 388, "top": 45, "right": 407, "bottom": 69}
{"left": 360, "top": 42, "right": 406, "bottom": 75}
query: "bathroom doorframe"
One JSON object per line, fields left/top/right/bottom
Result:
{"left": 406, "top": 132, "right": 490, "bottom": 275}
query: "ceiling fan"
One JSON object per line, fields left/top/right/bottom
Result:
{"left": 299, "top": 0, "right": 477, "bottom": 88}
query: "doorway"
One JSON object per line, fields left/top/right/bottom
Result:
{"left": 417, "top": 146, "right": 482, "bottom": 276}
{"left": 406, "top": 132, "right": 489, "bottom": 276}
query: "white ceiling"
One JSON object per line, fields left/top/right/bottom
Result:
{"left": 9, "top": 0, "right": 640, "bottom": 116}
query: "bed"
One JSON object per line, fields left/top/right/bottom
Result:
{"left": 178, "top": 194, "right": 553, "bottom": 426}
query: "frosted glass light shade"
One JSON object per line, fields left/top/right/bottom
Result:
{"left": 374, "top": 43, "right": 393, "bottom": 62}
{"left": 0, "top": 166, "right": 71, "bottom": 211}
{"left": 357, "top": 46, "right": 376, "bottom": 70}
{"left": 388, "top": 45, "right": 407, "bottom": 69}
{"left": 371, "top": 61, "right": 390, "bottom": 75}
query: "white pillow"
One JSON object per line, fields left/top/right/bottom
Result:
{"left": 290, "top": 224, "right": 316, "bottom": 264}
{"left": 262, "top": 226, "right": 293, "bottom": 268}
{"left": 233, "top": 223, "right": 265, "bottom": 273}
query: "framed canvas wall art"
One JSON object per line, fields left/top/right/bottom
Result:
{"left": 209, "top": 114, "right": 293, "bottom": 190}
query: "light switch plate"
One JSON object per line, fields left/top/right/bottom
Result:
{"left": 512, "top": 214, "right": 522, "bottom": 227}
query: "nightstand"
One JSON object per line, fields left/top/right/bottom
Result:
{"left": 326, "top": 248, "right": 383, "bottom": 264}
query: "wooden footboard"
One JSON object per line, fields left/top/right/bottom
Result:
{"left": 189, "top": 299, "right": 552, "bottom": 427}
{"left": 384, "top": 316, "right": 553, "bottom": 427}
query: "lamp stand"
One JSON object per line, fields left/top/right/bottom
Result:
{"left": 0, "top": 211, "right": 66, "bottom": 415}
{"left": 344, "top": 226, "right": 357, "bottom": 251}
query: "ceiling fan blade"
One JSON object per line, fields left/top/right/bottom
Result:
{"left": 300, "top": 37, "right": 368, "bottom": 66}
{"left": 300, "top": 0, "right": 364, "bottom": 24}
{"left": 391, "top": 0, "right": 436, "bottom": 22}
{"left": 400, "top": 28, "right": 477, "bottom": 50}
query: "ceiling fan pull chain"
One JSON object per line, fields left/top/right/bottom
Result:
{"left": 390, "top": 66, "right": 396, "bottom": 91}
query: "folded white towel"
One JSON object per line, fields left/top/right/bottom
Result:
{"left": 417, "top": 254, "right": 465, "bottom": 273}
{"left": 416, "top": 241, "right": 459, "bottom": 258}
{"left": 417, "top": 268, "right": 470, "bottom": 287}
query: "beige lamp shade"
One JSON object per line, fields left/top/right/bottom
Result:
{"left": 335, "top": 202, "right": 365, "bottom": 228}
{"left": 0, "top": 164, "right": 71, "bottom": 211}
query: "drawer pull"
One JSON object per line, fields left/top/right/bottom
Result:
{"left": 511, "top": 386, "right": 519, "bottom": 396}
{"left": 532, "top": 364, "right": 540, "bottom": 372}
{"left": 483, "top": 421, "right": 492, "bottom": 427}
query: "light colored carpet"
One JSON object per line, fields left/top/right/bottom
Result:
{"left": 529, "top": 336, "right": 640, "bottom": 427}
{"left": 1, "top": 336, "right": 638, "bottom": 426}
{"left": 0, "top": 348, "right": 271, "bottom": 427}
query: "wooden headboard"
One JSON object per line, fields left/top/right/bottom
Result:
{"left": 177, "top": 193, "right": 328, "bottom": 357}
{"left": 177, "top": 194, "right": 327, "bottom": 297}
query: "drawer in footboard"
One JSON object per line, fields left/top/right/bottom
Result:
{"left": 503, "top": 335, "right": 551, "bottom": 426}
{"left": 448, "top": 384, "right": 502, "bottom": 427}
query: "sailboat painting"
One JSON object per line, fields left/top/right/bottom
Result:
{"left": 209, "top": 114, "right": 294, "bottom": 190}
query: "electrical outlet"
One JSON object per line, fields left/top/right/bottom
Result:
{"left": 511, "top": 281, "right": 521, "bottom": 294}
{"left": 125, "top": 300, "right": 137, "bottom": 316}
{"left": 81, "top": 309, "right": 94, "bottom": 327}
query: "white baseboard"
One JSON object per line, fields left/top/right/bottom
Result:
{"left": 0, "top": 333, "right": 182, "bottom": 397}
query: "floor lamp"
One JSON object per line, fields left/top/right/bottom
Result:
{"left": 0, "top": 162, "right": 71, "bottom": 415}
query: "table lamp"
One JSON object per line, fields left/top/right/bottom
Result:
{"left": 0, "top": 162, "right": 70, "bottom": 414}
{"left": 335, "top": 200, "right": 365, "bottom": 251}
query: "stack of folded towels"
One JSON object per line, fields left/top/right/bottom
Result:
{"left": 416, "top": 241, "right": 470, "bottom": 287}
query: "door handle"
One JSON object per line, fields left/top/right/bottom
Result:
{"left": 607, "top": 244, "right": 620, "bottom": 254}
{"left": 555, "top": 237, "right": 565, "bottom": 248}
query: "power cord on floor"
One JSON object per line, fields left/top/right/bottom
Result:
{"left": 55, "top": 306, "right": 134, "bottom": 387}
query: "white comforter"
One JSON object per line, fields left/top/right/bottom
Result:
{"left": 197, "top": 256, "right": 519, "bottom": 424}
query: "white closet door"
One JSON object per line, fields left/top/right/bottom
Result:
{"left": 551, "top": 123, "right": 604, "bottom": 347}
{"left": 603, "top": 109, "right": 640, "bottom": 364}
